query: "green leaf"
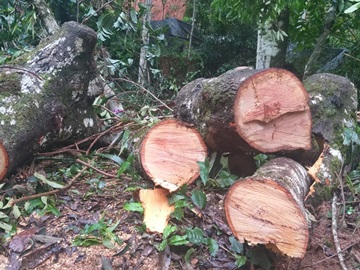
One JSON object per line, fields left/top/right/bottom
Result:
{"left": 247, "top": 246, "right": 272, "bottom": 270}
{"left": 207, "top": 238, "right": 219, "bottom": 257}
{"left": 123, "top": 202, "right": 144, "bottom": 213}
{"left": 12, "top": 205, "right": 21, "bottom": 219}
{"left": 73, "top": 236, "right": 102, "bottom": 246}
{"left": 234, "top": 255, "right": 247, "bottom": 267}
{"left": 345, "top": 2, "right": 360, "bottom": 13}
{"left": 96, "top": 153, "right": 124, "bottom": 166}
{"left": 197, "top": 159, "right": 209, "bottom": 185}
{"left": 156, "top": 239, "right": 168, "bottom": 251}
{"left": 186, "top": 227, "right": 206, "bottom": 245}
{"left": 168, "top": 235, "right": 189, "bottom": 246}
{"left": 130, "top": 8, "right": 138, "bottom": 24}
{"left": 0, "top": 221, "right": 12, "bottom": 232}
{"left": 191, "top": 190, "right": 207, "bottom": 209}
{"left": 103, "top": 238, "right": 116, "bottom": 249}
{"left": 184, "top": 248, "right": 195, "bottom": 263}
{"left": 34, "top": 172, "right": 64, "bottom": 189}
{"left": 163, "top": 225, "right": 177, "bottom": 239}
{"left": 0, "top": 211, "right": 8, "bottom": 219}
{"left": 229, "top": 236, "right": 244, "bottom": 253}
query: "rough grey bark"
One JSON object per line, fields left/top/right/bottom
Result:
{"left": 303, "top": 6, "right": 336, "bottom": 79}
{"left": 32, "top": 0, "right": 60, "bottom": 35}
{"left": 173, "top": 67, "right": 311, "bottom": 153}
{"left": 0, "top": 22, "right": 101, "bottom": 180}
{"left": 173, "top": 66, "right": 256, "bottom": 153}
{"left": 225, "top": 157, "right": 310, "bottom": 258}
{"left": 256, "top": 9, "right": 289, "bottom": 69}
{"left": 138, "top": 0, "right": 152, "bottom": 86}
{"left": 302, "top": 73, "right": 358, "bottom": 183}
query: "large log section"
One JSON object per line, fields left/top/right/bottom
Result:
{"left": 140, "top": 119, "right": 207, "bottom": 192}
{"left": 174, "top": 67, "right": 312, "bottom": 153}
{"left": 302, "top": 73, "right": 358, "bottom": 184}
{"left": 225, "top": 157, "right": 311, "bottom": 258}
{"left": 0, "top": 22, "right": 102, "bottom": 180}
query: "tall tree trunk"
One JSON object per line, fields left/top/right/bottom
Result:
{"left": 302, "top": 5, "right": 336, "bottom": 79}
{"left": 256, "top": 9, "right": 289, "bottom": 69}
{"left": 138, "top": 0, "right": 152, "bottom": 87}
{"left": 32, "top": 0, "right": 60, "bottom": 35}
{"left": 188, "top": 0, "right": 196, "bottom": 57}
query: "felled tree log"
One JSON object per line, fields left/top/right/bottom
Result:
{"left": 174, "top": 67, "right": 312, "bottom": 153}
{"left": 302, "top": 73, "right": 358, "bottom": 184}
{"left": 0, "top": 22, "right": 102, "bottom": 180}
{"left": 225, "top": 157, "right": 310, "bottom": 258}
{"left": 140, "top": 119, "right": 207, "bottom": 192}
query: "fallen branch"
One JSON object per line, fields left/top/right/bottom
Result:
{"left": 332, "top": 193, "right": 349, "bottom": 270}
{"left": 10, "top": 167, "right": 88, "bottom": 206}
{"left": 75, "top": 158, "right": 117, "bottom": 178}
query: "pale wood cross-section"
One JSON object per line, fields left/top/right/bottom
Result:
{"left": 139, "top": 188, "right": 175, "bottom": 233}
{"left": 234, "top": 68, "right": 312, "bottom": 153}
{"left": 140, "top": 119, "right": 207, "bottom": 192}
{"left": 0, "top": 143, "right": 9, "bottom": 180}
{"left": 225, "top": 157, "right": 310, "bottom": 258}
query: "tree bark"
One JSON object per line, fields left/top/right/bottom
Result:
{"left": 302, "top": 73, "right": 358, "bottom": 183}
{"left": 225, "top": 157, "right": 310, "bottom": 258}
{"left": 302, "top": 5, "right": 336, "bottom": 79}
{"left": 256, "top": 8, "right": 289, "bottom": 69}
{"left": 139, "top": 119, "right": 207, "bottom": 192}
{"left": 174, "top": 67, "right": 312, "bottom": 153}
{"left": 138, "top": 0, "right": 152, "bottom": 87}
{"left": 32, "top": 0, "right": 60, "bottom": 35}
{"left": 0, "top": 22, "right": 101, "bottom": 180}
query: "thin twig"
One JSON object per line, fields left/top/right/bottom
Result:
{"left": 10, "top": 167, "right": 88, "bottom": 206}
{"left": 76, "top": 159, "right": 117, "bottom": 178}
{"left": 0, "top": 65, "right": 43, "bottom": 80}
{"left": 114, "top": 78, "right": 173, "bottom": 111}
{"left": 86, "top": 121, "right": 125, "bottom": 155}
{"left": 302, "top": 240, "right": 360, "bottom": 268}
{"left": 332, "top": 193, "right": 349, "bottom": 270}
{"left": 81, "top": 0, "right": 115, "bottom": 24}
{"left": 335, "top": 162, "right": 346, "bottom": 226}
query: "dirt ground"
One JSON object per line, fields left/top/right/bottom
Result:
{"left": 0, "top": 156, "right": 359, "bottom": 270}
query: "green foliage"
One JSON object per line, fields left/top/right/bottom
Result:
{"left": 123, "top": 202, "right": 144, "bottom": 213}
{"left": 190, "top": 190, "right": 207, "bottom": 209}
{"left": 73, "top": 216, "right": 123, "bottom": 249}
{"left": 156, "top": 224, "right": 190, "bottom": 251}
{"left": 197, "top": 154, "right": 238, "bottom": 188}
{"left": 0, "top": 1, "right": 41, "bottom": 63}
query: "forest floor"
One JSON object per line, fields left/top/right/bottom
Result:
{"left": 0, "top": 142, "right": 359, "bottom": 270}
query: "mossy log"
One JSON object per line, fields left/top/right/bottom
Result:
{"left": 302, "top": 73, "right": 358, "bottom": 184}
{"left": 225, "top": 157, "right": 310, "bottom": 258}
{"left": 173, "top": 67, "right": 312, "bottom": 153}
{"left": 139, "top": 119, "right": 207, "bottom": 192}
{"left": 0, "top": 22, "right": 102, "bottom": 180}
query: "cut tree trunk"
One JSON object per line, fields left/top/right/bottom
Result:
{"left": 302, "top": 73, "right": 358, "bottom": 184}
{"left": 140, "top": 119, "right": 207, "bottom": 192}
{"left": 0, "top": 22, "right": 102, "bottom": 180}
{"left": 234, "top": 68, "right": 311, "bottom": 152}
{"left": 174, "top": 67, "right": 312, "bottom": 153}
{"left": 225, "top": 157, "right": 310, "bottom": 258}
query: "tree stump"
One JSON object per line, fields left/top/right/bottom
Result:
{"left": 225, "top": 157, "right": 310, "bottom": 258}
{"left": 0, "top": 22, "right": 102, "bottom": 180}
{"left": 174, "top": 67, "right": 312, "bottom": 153}
{"left": 140, "top": 119, "right": 207, "bottom": 192}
